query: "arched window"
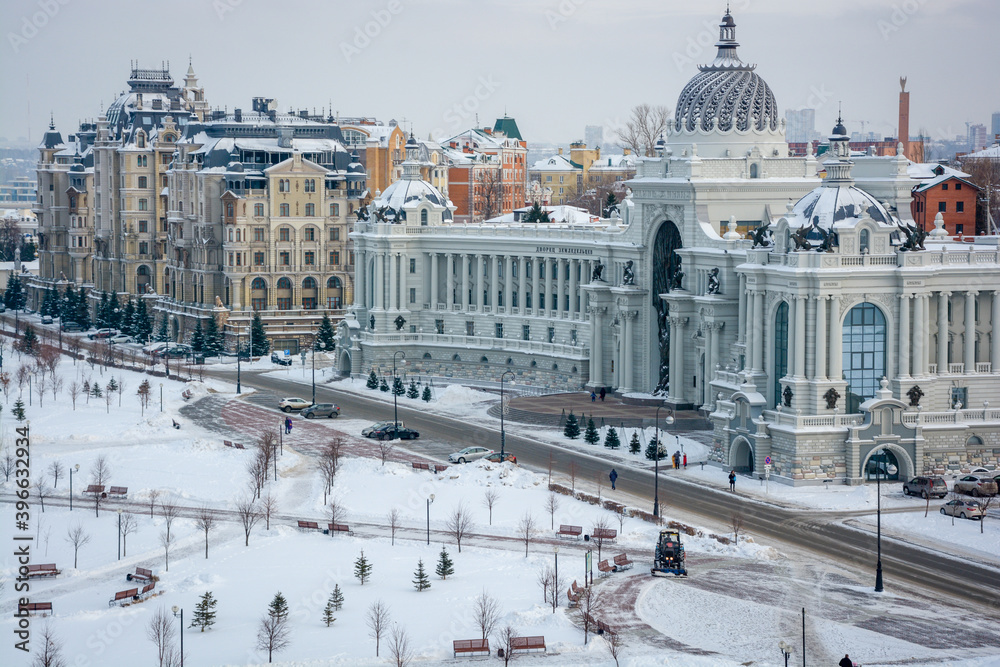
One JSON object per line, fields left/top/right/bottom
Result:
{"left": 774, "top": 301, "right": 789, "bottom": 404}
{"left": 967, "top": 435, "right": 984, "bottom": 447}
{"left": 750, "top": 163, "right": 759, "bottom": 179}
{"left": 859, "top": 229, "right": 870, "bottom": 254}
{"left": 480, "top": 356, "right": 489, "bottom": 363}
{"left": 277, "top": 277, "right": 292, "bottom": 290}
{"left": 506, "top": 358, "right": 514, "bottom": 365}
{"left": 452, "top": 354, "right": 461, "bottom": 361}
{"left": 226, "top": 202, "right": 234, "bottom": 217}
{"left": 228, "top": 229, "right": 234, "bottom": 241}
{"left": 423, "top": 352, "right": 432, "bottom": 359}
{"left": 420, "top": 209, "right": 428, "bottom": 225}
{"left": 302, "top": 277, "right": 317, "bottom": 289}
{"left": 251, "top": 278, "right": 267, "bottom": 290}
{"left": 327, "top": 276, "right": 341, "bottom": 289}
{"left": 843, "top": 303, "right": 887, "bottom": 413}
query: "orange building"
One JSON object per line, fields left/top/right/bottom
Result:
{"left": 443, "top": 118, "right": 527, "bottom": 223}
{"left": 910, "top": 167, "right": 980, "bottom": 236}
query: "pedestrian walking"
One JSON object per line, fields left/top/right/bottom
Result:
{"left": 728, "top": 470, "right": 736, "bottom": 492}
{"left": 839, "top": 655, "right": 854, "bottom": 667}
{"left": 683, "top": 453, "right": 687, "bottom": 469}
{"left": 285, "top": 417, "right": 292, "bottom": 435}
{"left": 609, "top": 468, "right": 618, "bottom": 490}
{"left": 599, "top": 387, "right": 606, "bottom": 401}
{"left": 591, "top": 391, "right": 597, "bottom": 402}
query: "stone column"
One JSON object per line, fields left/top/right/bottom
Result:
{"left": 388, "top": 253, "right": 398, "bottom": 310}
{"left": 805, "top": 297, "right": 816, "bottom": 379}
{"left": 375, "top": 251, "right": 385, "bottom": 309}
{"left": 476, "top": 254, "right": 485, "bottom": 309}
{"left": 668, "top": 317, "right": 682, "bottom": 400}
{"left": 557, "top": 258, "right": 566, "bottom": 316}
{"left": 489, "top": 255, "right": 499, "bottom": 309}
{"left": 591, "top": 305, "right": 604, "bottom": 386}
{"left": 899, "top": 295, "right": 911, "bottom": 377}
{"left": 400, "top": 250, "right": 409, "bottom": 309}
{"left": 622, "top": 311, "right": 635, "bottom": 392}
{"left": 503, "top": 255, "right": 512, "bottom": 312}
{"left": 710, "top": 322, "right": 721, "bottom": 388}
{"left": 752, "top": 291, "right": 764, "bottom": 371}
{"left": 794, "top": 296, "right": 806, "bottom": 378}
{"left": 937, "top": 291, "right": 949, "bottom": 373}
{"left": 816, "top": 296, "right": 828, "bottom": 380}
{"left": 446, "top": 254, "right": 455, "bottom": 309}
{"left": 738, "top": 275, "right": 747, "bottom": 343}
{"left": 429, "top": 253, "right": 439, "bottom": 308}
{"left": 914, "top": 294, "right": 926, "bottom": 376}
{"left": 461, "top": 254, "right": 470, "bottom": 310}
{"left": 569, "top": 259, "right": 579, "bottom": 318}
{"left": 965, "top": 290, "right": 977, "bottom": 371}
{"left": 545, "top": 259, "right": 553, "bottom": 313}
{"left": 829, "top": 296, "right": 843, "bottom": 380}
{"left": 355, "top": 250, "right": 366, "bottom": 309}
{"left": 992, "top": 291, "right": 1000, "bottom": 372}
{"left": 518, "top": 256, "right": 527, "bottom": 311}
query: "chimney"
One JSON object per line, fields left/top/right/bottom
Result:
{"left": 234, "top": 108, "right": 242, "bottom": 122}
{"left": 898, "top": 76, "right": 910, "bottom": 161}
{"left": 557, "top": 147, "right": 563, "bottom": 155}
{"left": 623, "top": 147, "right": 631, "bottom": 156}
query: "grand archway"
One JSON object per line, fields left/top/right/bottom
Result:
{"left": 338, "top": 348, "right": 352, "bottom": 376}
{"left": 730, "top": 436, "right": 755, "bottom": 474}
{"left": 652, "top": 220, "right": 683, "bottom": 392}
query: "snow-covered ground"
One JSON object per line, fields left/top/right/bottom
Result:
{"left": 0, "top": 347, "right": 998, "bottom": 666}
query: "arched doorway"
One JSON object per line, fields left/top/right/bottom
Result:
{"left": 652, "top": 220, "right": 683, "bottom": 392}
{"left": 842, "top": 303, "right": 887, "bottom": 413}
{"left": 773, "top": 301, "right": 789, "bottom": 407}
{"left": 338, "top": 348, "right": 352, "bottom": 376}
{"left": 862, "top": 448, "right": 905, "bottom": 482}
{"left": 326, "top": 276, "right": 343, "bottom": 310}
{"left": 302, "top": 276, "right": 318, "bottom": 310}
{"left": 136, "top": 265, "right": 151, "bottom": 294}
{"left": 731, "top": 436, "right": 754, "bottom": 474}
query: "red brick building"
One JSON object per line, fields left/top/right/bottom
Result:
{"left": 443, "top": 119, "right": 527, "bottom": 223}
{"left": 910, "top": 166, "right": 980, "bottom": 236}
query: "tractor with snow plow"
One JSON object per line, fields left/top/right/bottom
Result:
{"left": 651, "top": 529, "right": 688, "bottom": 577}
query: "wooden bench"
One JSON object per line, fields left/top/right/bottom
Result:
{"left": 595, "top": 620, "right": 617, "bottom": 637}
{"left": 233, "top": 442, "right": 245, "bottom": 449}
{"left": 26, "top": 564, "right": 60, "bottom": 578}
{"left": 137, "top": 582, "right": 156, "bottom": 600}
{"left": 181, "top": 388, "right": 193, "bottom": 400}
{"left": 328, "top": 523, "right": 352, "bottom": 536}
{"left": 109, "top": 588, "right": 138, "bottom": 607}
{"left": 557, "top": 524, "right": 583, "bottom": 539}
{"left": 223, "top": 440, "right": 233, "bottom": 447}
{"left": 613, "top": 553, "right": 633, "bottom": 571}
{"left": 511, "top": 636, "right": 546, "bottom": 653}
{"left": 598, "top": 560, "right": 614, "bottom": 577}
{"left": 85, "top": 484, "right": 105, "bottom": 496}
{"left": 411, "top": 462, "right": 431, "bottom": 472}
{"left": 297, "top": 520, "right": 320, "bottom": 530}
{"left": 108, "top": 486, "right": 128, "bottom": 498}
{"left": 453, "top": 638, "right": 490, "bottom": 658}
{"left": 572, "top": 580, "right": 586, "bottom": 595}
{"left": 567, "top": 587, "right": 580, "bottom": 607}
{"left": 127, "top": 567, "right": 153, "bottom": 583}
{"left": 591, "top": 527, "right": 618, "bottom": 542}
{"left": 18, "top": 602, "right": 52, "bottom": 616}
{"left": 434, "top": 465, "right": 449, "bottom": 473}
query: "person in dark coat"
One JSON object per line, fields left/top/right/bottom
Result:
{"left": 591, "top": 391, "right": 596, "bottom": 402}
{"left": 839, "top": 655, "right": 854, "bottom": 667}
{"left": 285, "top": 417, "right": 292, "bottom": 435}
{"left": 728, "top": 470, "right": 736, "bottom": 492}
{"left": 599, "top": 387, "right": 606, "bottom": 401}
{"left": 609, "top": 468, "right": 618, "bottom": 490}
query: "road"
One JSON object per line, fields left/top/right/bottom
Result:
{"left": 200, "top": 366, "right": 1000, "bottom": 611}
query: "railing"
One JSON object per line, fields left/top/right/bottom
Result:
{"left": 901, "top": 409, "right": 1000, "bottom": 427}
{"left": 976, "top": 362, "right": 993, "bottom": 373}
{"left": 763, "top": 410, "right": 865, "bottom": 429}
{"left": 365, "top": 332, "right": 588, "bottom": 358}
{"left": 928, "top": 363, "right": 938, "bottom": 374}
{"left": 948, "top": 363, "right": 965, "bottom": 373}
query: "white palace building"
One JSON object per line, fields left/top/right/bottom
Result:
{"left": 340, "top": 10, "right": 1000, "bottom": 484}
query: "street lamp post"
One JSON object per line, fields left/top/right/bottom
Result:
{"left": 653, "top": 405, "right": 674, "bottom": 517}
{"left": 874, "top": 447, "right": 890, "bottom": 593}
{"left": 426, "top": 494, "right": 435, "bottom": 545}
{"left": 159, "top": 383, "right": 163, "bottom": 412}
{"left": 779, "top": 641, "right": 792, "bottom": 667}
{"left": 117, "top": 509, "right": 122, "bottom": 560}
{"left": 235, "top": 325, "right": 242, "bottom": 395}
{"left": 553, "top": 546, "right": 559, "bottom": 613}
{"left": 500, "top": 370, "right": 515, "bottom": 463}
{"left": 311, "top": 337, "right": 317, "bottom": 405}
{"left": 69, "top": 463, "right": 79, "bottom": 511}
{"left": 171, "top": 606, "right": 184, "bottom": 667}
{"left": 392, "top": 351, "right": 406, "bottom": 437}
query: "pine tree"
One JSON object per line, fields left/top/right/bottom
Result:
{"left": 413, "top": 559, "right": 431, "bottom": 592}
{"left": 584, "top": 418, "right": 600, "bottom": 445}
{"left": 379, "top": 377, "right": 389, "bottom": 392}
{"left": 19, "top": 325, "right": 37, "bottom": 355}
{"left": 204, "top": 316, "right": 222, "bottom": 356}
{"left": 268, "top": 592, "right": 290, "bottom": 622}
{"left": 107, "top": 377, "right": 119, "bottom": 393}
{"left": 422, "top": 386, "right": 432, "bottom": 402}
{"left": 4, "top": 273, "right": 25, "bottom": 310}
{"left": 406, "top": 380, "right": 419, "bottom": 399}
{"left": 366, "top": 369, "right": 379, "bottom": 389}
{"left": 629, "top": 432, "right": 641, "bottom": 455}
{"left": 61, "top": 283, "right": 78, "bottom": 322}
{"left": 41, "top": 285, "right": 58, "bottom": 317}
{"left": 322, "top": 597, "right": 337, "bottom": 627}
{"left": 645, "top": 436, "right": 665, "bottom": 461}
{"left": 95, "top": 292, "right": 109, "bottom": 328}
{"left": 12, "top": 397, "right": 26, "bottom": 421}
{"left": 121, "top": 299, "right": 136, "bottom": 336}
{"left": 392, "top": 376, "right": 405, "bottom": 396}
{"left": 134, "top": 298, "right": 153, "bottom": 342}
{"left": 316, "top": 313, "right": 336, "bottom": 351}
{"left": 90, "top": 383, "right": 103, "bottom": 398}
{"left": 563, "top": 411, "right": 580, "bottom": 439}
{"left": 190, "top": 319, "right": 206, "bottom": 354}
{"left": 604, "top": 426, "right": 621, "bottom": 449}
{"left": 354, "top": 550, "right": 372, "bottom": 585}
{"left": 20, "top": 241, "right": 36, "bottom": 262}
{"left": 250, "top": 312, "right": 270, "bottom": 356}
{"left": 330, "top": 584, "right": 344, "bottom": 611}
{"left": 155, "top": 314, "right": 169, "bottom": 342}
{"left": 190, "top": 591, "right": 218, "bottom": 632}
{"left": 435, "top": 548, "right": 454, "bottom": 580}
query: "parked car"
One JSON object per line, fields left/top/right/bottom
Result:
{"left": 301, "top": 403, "right": 340, "bottom": 419}
{"left": 61, "top": 321, "right": 84, "bottom": 332}
{"left": 939, "top": 499, "right": 985, "bottom": 520}
{"left": 40, "top": 315, "right": 53, "bottom": 324}
{"left": 484, "top": 452, "right": 517, "bottom": 465}
{"left": 279, "top": 397, "right": 312, "bottom": 412}
{"left": 108, "top": 334, "right": 136, "bottom": 345}
{"left": 372, "top": 425, "right": 420, "bottom": 440}
{"left": 448, "top": 447, "right": 494, "bottom": 464}
{"left": 155, "top": 344, "right": 192, "bottom": 358}
{"left": 88, "top": 328, "right": 120, "bottom": 340}
{"left": 363, "top": 421, "right": 402, "bottom": 437}
{"left": 271, "top": 352, "right": 292, "bottom": 366}
{"left": 144, "top": 342, "right": 169, "bottom": 354}
{"left": 952, "top": 474, "right": 999, "bottom": 497}
{"left": 902, "top": 476, "right": 948, "bottom": 499}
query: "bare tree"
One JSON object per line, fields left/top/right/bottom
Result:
{"left": 194, "top": 506, "right": 217, "bottom": 559}
{"left": 1, "top": 447, "right": 15, "bottom": 482}
{"left": 328, "top": 496, "right": 347, "bottom": 529}
{"left": 493, "top": 624, "right": 519, "bottom": 667}
{"left": 47, "top": 460, "right": 64, "bottom": 489}
{"left": 545, "top": 493, "right": 560, "bottom": 530}
{"left": 161, "top": 503, "right": 180, "bottom": 543}
{"left": 246, "top": 450, "right": 268, "bottom": 500}
{"left": 31, "top": 622, "right": 66, "bottom": 667}
{"left": 103, "top": 385, "right": 114, "bottom": 413}
{"left": 476, "top": 164, "right": 504, "bottom": 222}
{"left": 602, "top": 625, "right": 625, "bottom": 666}
{"left": 387, "top": 623, "right": 413, "bottom": 667}
{"left": 119, "top": 511, "right": 138, "bottom": 557}
{"left": 386, "top": 508, "right": 401, "bottom": 546}
{"left": 978, "top": 493, "right": 996, "bottom": 535}
{"left": 67, "top": 337, "right": 82, "bottom": 364}
{"left": 472, "top": 590, "right": 502, "bottom": 642}
{"left": 366, "top": 599, "right": 391, "bottom": 657}
{"left": 317, "top": 455, "right": 337, "bottom": 504}
{"left": 261, "top": 494, "right": 278, "bottom": 531}
{"left": 517, "top": 512, "right": 537, "bottom": 557}
{"left": 568, "top": 460, "right": 578, "bottom": 492}
{"left": 446, "top": 503, "right": 474, "bottom": 553}
{"left": 731, "top": 511, "right": 745, "bottom": 544}
{"left": 50, "top": 375, "right": 63, "bottom": 402}
{"left": 616, "top": 103, "right": 671, "bottom": 156}
{"left": 577, "top": 586, "right": 598, "bottom": 644}
{"left": 482, "top": 488, "right": 500, "bottom": 526}
{"left": 159, "top": 530, "right": 173, "bottom": 571}
{"left": 116, "top": 377, "right": 127, "bottom": 407}
{"left": 537, "top": 565, "right": 552, "bottom": 604}
{"left": 65, "top": 524, "right": 91, "bottom": 568}
{"left": 547, "top": 451, "right": 554, "bottom": 486}
{"left": 376, "top": 437, "right": 395, "bottom": 466}
{"left": 31, "top": 478, "right": 47, "bottom": 512}
{"left": 614, "top": 505, "right": 628, "bottom": 534}
{"left": 236, "top": 496, "right": 262, "bottom": 546}
{"left": 256, "top": 608, "right": 290, "bottom": 663}
{"left": 146, "top": 606, "right": 178, "bottom": 667}
{"left": 146, "top": 489, "right": 162, "bottom": 518}
{"left": 591, "top": 516, "right": 611, "bottom": 561}
{"left": 67, "top": 381, "right": 80, "bottom": 410}
{"left": 90, "top": 456, "right": 112, "bottom": 517}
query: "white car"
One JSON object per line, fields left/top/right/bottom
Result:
{"left": 109, "top": 334, "right": 136, "bottom": 345}
{"left": 448, "top": 447, "right": 494, "bottom": 464}
{"left": 279, "top": 397, "right": 312, "bottom": 413}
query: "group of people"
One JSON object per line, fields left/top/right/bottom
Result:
{"left": 671, "top": 451, "right": 687, "bottom": 469}
{"left": 589, "top": 387, "right": 607, "bottom": 402}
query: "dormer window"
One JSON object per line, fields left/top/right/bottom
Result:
{"left": 859, "top": 229, "right": 870, "bottom": 254}
{"left": 420, "top": 209, "right": 428, "bottom": 226}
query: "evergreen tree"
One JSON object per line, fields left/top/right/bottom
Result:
{"left": 134, "top": 298, "right": 153, "bottom": 342}
{"left": 19, "top": 325, "right": 38, "bottom": 355}
{"left": 107, "top": 377, "right": 119, "bottom": 393}
{"left": 41, "top": 285, "right": 58, "bottom": 317}
{"left": 155, "top": 314, "right": 169, "bottom": 342}
{"left": 645, "top": 436, "right": 666, "bottom": 461}
{"left": 190, "top": 591, "right": 218, "bottom": 632}
{"left": 204, "top": 316, "right": 223, "bottom": 356}
{"left": 603, "top": 191, "right": 619, "bottom": 218}
{"left": 524, "top": 202, "right": 550, "bottom": 223}
{"left": 330, "top": 584, "right": 344, "bottom": 611}
{"left": 107, "top": 294, "right": 122, "bottom": 330}
{"left": 95, "top": 291, "right": 110, "bottom": 328}
{"left": 629, "top": 432, "right": 641, "bottom": 455}
{"left": 406, "top": 380, "right": 419, "bottom": 399}
{"left": 315, "top": 313, "right": 336, "bottom": 351}
{"left": 584, "top": 418, "right": 600, "bottom": 445}
{"left": 74, "top": 290, "right": 91, "bottom": 329}
{"left": 322, "top": 597, "right": 337, "bottom": 627}
{"left": 12, "top": 397, "right": 26, "bottom": 421}
{"left": 392, "top": 376, "right": 405, "bottom": 396}
{"left": 268, "top": 592, "right": 290, "bottom": 622}
{"left": 61, "top": 283, "right": 78, "bottom": 322}
{"left": 413, "top": 559, "right": 431, "bottom": 592}
{"left": 3, "top": 273, "right": 25, "bottom": 311}
{"left": 604, "top": 426, "right": 621, "bottom": 449}
{"left": 366, "top": 369, "right": 379, "bottom": 390}
{"left": 19, "top": 241, "right": 36, "bottom": 262}
{"left": 379, "top": 377, "right": 389, "bottom": 392}
{"left": 435, "top": 548, "right": 454, "bottom": 580}
{"left": 421, "top": 386, "right": 432, "bottom": 402}
{"left": 563, "top": 411, "right": 580, "bottom": 439}
{"left": 250, "top": 312, "right": 270, "bottom": 356}
{"left": 121, "top": 299, "right": 136, "bottom": 336}
{"left": 90, "top": 383, "right": 103, "bottom": 398}
{"left": 354, "top": 550, "right": 372, "bottom": 585}
{"left": 190, "top": 319, "right": 206, "bottom": 354}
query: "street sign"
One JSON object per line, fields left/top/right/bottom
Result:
{"left": 765, "top": 456, "right": 772, "bottom": 465}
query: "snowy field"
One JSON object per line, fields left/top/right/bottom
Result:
{"left": 0, "top": 344, "right": 997, "bottom": 666}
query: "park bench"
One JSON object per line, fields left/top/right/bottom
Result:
{"left": 453, "top": 638, "right": 490, "bottom": 658}
{"left": 127, "top": 567, "right": 153, "bottom": 583}
{"left": 511, "top": 636, "right": 546, "bottom": 653}
{"left": 597, "top": 560, "right": 614, "bottom": 577}
{"left": 26, "top": 564, "right": 60, "bottom": 579}
{"left": 591, "top": 527, "right": 618, "bottom": 542}
{"left": 181, "top": 388, "right": 193, "bottom": 400}
{"left": 85, "top": 484, "right": 105, "bottom": 496}
{"left": 137, "top": 582, "right": 156, "bottom": 600}
{"left": 572, "top": 580, "right": 586, "bottom": 595}
{"left": 557, "top": 525, "right": 583, "bottom": 539}
{"left": 567, "top": 587, "right": 580, "bottom": 607}
{"left": 327, "top": 523, "right": 352, "bottom": 536}
{"left": 18, "top": 602, "right": 52, "bottom": 616}
{"left": 411, "top": 462, "right": 431, "bottom": 472}
{"left": 109, "top": 588, "right": 138, "bottom": 607}
{"left": 108, "top": 486, "right": 128, "bottom": 498}
{"left": 613, "top": 553, "right": 633, "bottom": 571}
{"left": 223, "top": 440, "right": 233, "bottom": 447}
{"left": 434, "top": 465, "right": 449, "bottom": 473}
{"left": 595, "top": 619, "right": 617, "bottom": 636}
{"left": 233, "top": 442, "right": 245, "bottom": 449}
{"left": 297, "top": 521, "right": 320, "bottom": 530}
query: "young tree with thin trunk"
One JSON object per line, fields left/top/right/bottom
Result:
{"left": 388, "top": 623, "right": 413, "bottom": 667}
{"left": 386, "top": 508, "right": 401, "bottom": 546}
{"left": 103, "top": 385, "right": 114, "bottom": 413}
{"left": 34, "top": 479, "right": 48, "bottom": 512}
{"left": 591, "top": 516, "right": 611, "bottom": 561}
{"left": 159, "top": 530, "right": 173, "bottom": 571}
{"left": 602, "top": 625, "right": 625, "bottom": 666}
{"left": 146, "top": 489, "right": 162, "bottom": 518}
{"left": 472, "top": 590, "right": 501, "bottom": 641}
{"left": 31, "top": 622, "right": 66, "bottom": 667}
{"left": 261, "top": 494, "right": 277, "bottom": 531}
{"left": 65, "top": 524, "right": 90, "bottom": 568}
{"left": 517, "top": 511, "right": 537, "bottom": 557}
{"left": 377, "top": 438, "right": 395, "bottom": 466}
{"left": 577, "top": 586, "right": 598, "bottom": 645}
{"left": 50, "top": 375, "right": 63, "bottom": 402}
{"left": 89, "top": 456, "right": 111, "bottom": 517}
{"left": 1, "top": 447, "right": 16, "bottom": 482}
{"left": 549, "top": 564, "right": 562, "bottom": 614}
{"left": 493, "top": 624, "right": 519, "bottom": 667}
{"left": 146, "top": 606, "right": 178, "bottom": 667}
{"left": 317, "top": 456, "right": 336, "bottom": 504}
{"left": 435, "top": 548, "right": 454, "bottom": 579}
{"left": 329, "top": 496, "right": 347, "bottom": 529}
{"left": 978, "top": 493, "right": 996, "bottom": 534}
{"left": 731, "top": 511, "right": 745, "bottom": 544}
{"left": 355, "top": 550, "right": 372, "bottom": 585}
{"left": 256, "top": 596, "right": 291, "bottom": 663}
{"left": 190, "top": 591, "right": 218, "bottom": 632}
{"left": 547, "top": 451, "right": 554, "bottom": 486}
{"left": 366, "top": 599, "right": 391, "bottom": 657}
{"left": 47, "top": 460, "right": 64, "bottom": 489}
{"left": 116, "top": 377, "right": 126, "bottom": 407}
{"left": 568, "top": 460, "right": 578, "bottom": 492}
{"left": 537, "top": 566, "right": 552, "bottom": 604}
{"left": 446, "top": 503, "right": 474, "bottom": 553}
{"left": 195, "top": 506, "right": 216, "bottom": 559}
{"left": 161, "top": 503, "right": 179, "bottom": 543}
{"left": 482, "top": 488, "right": 499, "bottom": 526}
{"left": 119, "top": 511, "right": 138, "bottom": 557}
{"left": 545, "top": 493, "right": 560, "bottom": 530}
{"left": 236, "top": 496, "right": 262, "bottom": 546}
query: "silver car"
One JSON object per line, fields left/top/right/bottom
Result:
{"left": 952, "top": 475, "right": 998, "bottom": 497}
{"left": 448, "top": 447, "right": 494, "bottom": 464}
{"left": 301, "top": 403, "right": 340, "bottom": 419}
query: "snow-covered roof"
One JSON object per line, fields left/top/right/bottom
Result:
{"left": 588, "top": 154, "right": 636, "bottom": 170}
{"left": 964, "top": 143, "right": 1000, "bottom": 159}
{"left": 486, "top": 205, "right": 602, "bottom": 225}
{"left": 787, "top": 183, "right": 895, "bottom": 231}
{"left": 912, "top": 173, "right": 980, "bottom": 194}
{"left": 907, "top": 161, "right": 968, "bottom": 180}
{"left": 530, "top": 155, "right": 580, "bottom": 172}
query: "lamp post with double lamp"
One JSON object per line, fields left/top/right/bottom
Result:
{"left": 171, "top": 606, "right": 184, "bottom": 667}
{"left": 392, "top": 351, "right": 406, "bottom": 438}
{"left": 69, "top": 463, "right": 79, "bottom": 511}
{"left": 873, "top": 446, "right": 895, "bottom": 593}
{"left": 500, "top": 370, "right": 515, "bottom": 463}
{"left": 553, "top": 546, "right": 559, "bottom": 613}
{"left": 117, "top": 509, "right": 122, "bottom": 560}
{"left": 779, "top": 641, "right": 792, "bottom": 667}
{"left": 426, "top": 493, "right": 435, "bottom": 545}
{"left": 653, "top": 406, "right": 674, "bottom": 517}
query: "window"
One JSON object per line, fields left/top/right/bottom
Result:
{"left": 254, "top": 227, "right": 265, "bottom": 242}
{"left": 956, "top": 201, "right": 964, "bottom": 213}
{"left": 409, "top": 258, "right": 416, "bottom": 273}
{"left": 538, "top": 293, "right": 545, "bottom": 309}
{"left": 303, "top": 277, "right": 317, "bottom": 290}
{"left": 522, "top": 324, "right": 530, "bottom": 341}
{"left": 277, "top": 297, "right": 292, "bottom": 310}
{"left": 280, "top": 252, "right": 290, "bottom": 266}
{"left": 941, "top": 183, "right": 949, "bottom": 191}
{"left": 304, "top": 227, "right": 315, "bottom": 241}
{"left": 279, "top": 203, "right": 290, "bottom": 217}
{"left": 138, "top": 176, "right": 147, "bottom": 188}
{"left": 279, "top": 227, "right": 290, "bottom": 241}
{"left": 495, "top": 323, "right": 504, "bottom": 338}
{"left": 327, "top": 296, "right": 342, "bottom": 309}
{"left": 138, "top": 220, "right": 148, "bottom": 233}
{"left": 773, "top": 302, "right": 789, "bottom": 404}
{"left": 279, "top": 179, "right": 289, "bottom": 193}
{"left": 843, "top": 303, "right": 887, "bottom": 413}
{"left": 409, "top": 288, "right": 416, "bottom": 303}
{"left": 420, "top": 209, "right": 428, "bottom": 225}
{"left": 938, "top": 202, "right": 947, "bottom": 212}
{"left": 546, "top": 175, "right": 552, "bottom": 182}
{"left": 956, "top": 224, "right": 964, "bottom": 235}
{"left": 330, "top": 203, "right": 340, "bottom": 217}
{"left": 548, "top": 327, "right": 555, "bottom": 343}
{"left": 859, "top": 229, "right": 870, "bottom": 254}
{"left": 138, "top": 198, "right": 148, "bottom": 211}
{"left": 277, "top": 277, "right": 292, "bottom": 290}
{"left": 329, "top": 227, "right": 340, "bottom": 241}
{"left": 329, "top": 251, "right": 340, "bottom": 265}
{"left": 955, "top": 182, "right": 962, "bottom": 190}
{"left": 226, "top": 202, "right": 234, "bottom": 218}
{"left": 235, "top": 253, "right": 242, "bottom": 266}
{"left": 139, "top": 241, "right": 149, "bottom": 255}
{"left": 467, "top": 321, "right": 475, "bottom": 336}
{"left": 228, "top": 252, "right": 234, "bottom": 266}
{"left": 303, "top": 297, "right": 317, "bottom": 309}
{"left": 254, "top": 203, "right": 264, "bottom": 217}
{"left": 305, "top": 203, "right": 315, "bottom": 217}
{"left": 327, "top": 276, "right": 341, "bottom": 289}
{"left": 254, "top": 252, "right": 265, "bottom": 266}
{"left": 304, "top": 179, "right": 315, "bottom": 193}
{"left": 137, "top": 155, "right": 147, "bottom": 167}
{"left": 435, "top": 320, "right": 444, "bottom": 335}
{"left": 304, "top": 251, "right": 315, "bottom": 265}
{"left": 526, "top": 292, "right": 532, "bottom": 308}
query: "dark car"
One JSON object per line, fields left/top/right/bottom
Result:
{"left": 271, "top": 352, "right": 292, "bottom": 366}
{"left": 902, "top": 476, "right": 948, "bottom": 499}
{"left": 301, "top": 403, "right": 340, "bottom": 419}
{"left": 484, "top": 452, "right": 517, "bottom": 465}
{"left": 373, "top": 425, "right": 420, "bottom": 440}
{"left": 62, "top": 321, "right": 85, "bottom": 332}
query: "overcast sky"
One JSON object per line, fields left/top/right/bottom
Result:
{"left": 2, "top": 0, "right": 997, "bottom": 147}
